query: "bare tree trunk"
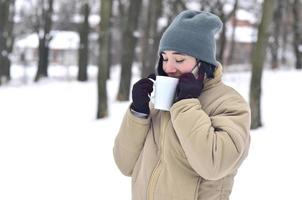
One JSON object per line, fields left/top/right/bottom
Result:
{"left": 141, "top": 0, "right": 163, "bottom": 78}
{"left": 116, "top": 0, "right": 143, "bottom": 101}
{"left": 216, "top": 0, "right": 238, "bottom": 65}
{"left": 0, "top": 0, "right": 14, "bottom": 85}
{"left": 34, "top": 0, "right": 54, "bottom": 82}
{"left": 6, "top": 0, "right": 15, "bottom": 81}
{"left": 166, "top": 0, "right": 186, "bottom": 24}
{"left": 78, "top": 2, "right": 90, "bottom": 82}
{"left": 141, "top": 0, "right": 152, "bottom": 77}
{"left": 115, "top": 0, "right": 127, "bottom": 73}
{"left": 281, "top": 0, "right": 290, "bottom": 65}
{"left": 218, "top": 15, "right": 227, "bottom": 64}
{"left": 0, "top": 0, "right": 9, "bottom": 84}
{"left": 292, "top": 0, "right": 302, "bottom": 69}
{"left": 171, "top": 0, "right": 186, "bottom": 14}
{"left": 226, "top": 0, "right": 238, "bottom": 65}
{"left": 249, "top": 0, "right": 275, "bottom": 129}
{"left": 141, "top": 0, "right": 185, "bottom": 79}
{"left": 97, "top": 0, "right": 113, "bottom": 119}
{"left": 106, "top": 24, "right": 112, "bottom": 80}
{"left": 270, "top": 0, "right": 284, "bottom": 69}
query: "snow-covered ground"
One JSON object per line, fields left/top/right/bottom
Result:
{"left": 1, "top": 64, "right": 302, "bottom": 200}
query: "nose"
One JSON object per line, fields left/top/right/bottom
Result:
{"left": 164, "top": 61, "right": 177, "bottom": 73}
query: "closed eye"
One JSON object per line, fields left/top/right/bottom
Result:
{"left": 162, "top": 59, "right": 185, "bottom": 63}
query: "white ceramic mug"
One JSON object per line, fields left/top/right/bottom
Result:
{"left": 151, "top": 76, "right": 179, "bottom": 111}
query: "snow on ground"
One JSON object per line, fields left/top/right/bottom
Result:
{"left": 1, "top": 64, "right": 302, "bottom": 200}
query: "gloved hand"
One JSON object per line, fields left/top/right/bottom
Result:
{"left": 130, "top": 74, "right": 156, "bottom": 115}
{"left": 175, "top": 73, "right": 203, "bottom": 102}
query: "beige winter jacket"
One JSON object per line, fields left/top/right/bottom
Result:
{"left": 113, "top": 65, "right": 251, "bottom": 200}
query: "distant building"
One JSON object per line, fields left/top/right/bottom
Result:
{"left": 225, "top": 9, "right": 258, "bottom": 64}
{"left": 14, "top": 30, "right": 98, "bottom": 66}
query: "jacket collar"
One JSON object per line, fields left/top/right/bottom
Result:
{"left": 202, "top": 62, "right": 223, "bottom": 91}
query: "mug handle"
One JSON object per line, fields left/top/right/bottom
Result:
{"left": 148, "top": 78, "right": 155, "bottom": 103}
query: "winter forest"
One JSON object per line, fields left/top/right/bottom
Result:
{"left": 1, "top": 0, "right": 302, "bottom": 199}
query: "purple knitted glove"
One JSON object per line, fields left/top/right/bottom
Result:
{"left": 175, "top": 73, "right": 203, "bottom": 102}
{"left": 130, "top": 74, "right": 156, "bottom": 115}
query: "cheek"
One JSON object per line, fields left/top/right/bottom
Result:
{"left": 179, "top": 63, "right": 196, "bottom": 73}
{"left": 180, "top": 68, "right": 193, "bottom": 73}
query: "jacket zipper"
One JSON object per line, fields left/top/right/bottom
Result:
{"left": 194, "top": 177, "right": 202, "bottom": 200}
{"left": 147, "top": 160, "right": 162, "bottom": 200}
{"left": 147, "top": 112, "right": 168, "bottom": 200}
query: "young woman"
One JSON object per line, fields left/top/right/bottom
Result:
{"left": 113, "top": 10, "right": 251, "bottom": 200}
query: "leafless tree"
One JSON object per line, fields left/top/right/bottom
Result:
{"left": 292, "top": 0, "right": 302, "bottom": 69}
{"left": 269, "top": 0, "right": 287, "bottom": 69}
{"left": 33, "top": 0, "right": 54, "bottom": 82}
{"left": 0, "top": 0, "right": 15, "bottom": 85}
{"left": 97, "top": 0, "right": 113, "bottom": 118}
{"left": 249, "top": 0, "right": 275, "bottom": 129}
{"left": 78, "top": 2, "right": 90, "bottom": 81}
{"left": 140, "top": 0, "right": 163, "bottom": 78}
{"left": 116, "top": 0, "right": 143, "bottom": 101}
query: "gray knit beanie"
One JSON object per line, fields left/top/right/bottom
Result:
{"left": 158, "top": 10, "right": 223, "bottom": 66}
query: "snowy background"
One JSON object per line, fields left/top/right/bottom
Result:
{"left": 1, "top": 64, "right": 302, "bottom": 200}
{"left": 1, "top": 0, "right": 302, "bottom": 199}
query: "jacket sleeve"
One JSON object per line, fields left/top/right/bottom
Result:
{"left": 113, "top": 106, "right": 151, "bottom": 177}
{"left": 170, "top": 97, "right": 251, "bottom": 180}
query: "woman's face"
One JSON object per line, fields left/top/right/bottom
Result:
{"left": 162, "top": 50, "right": 197, "bottom": 78}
